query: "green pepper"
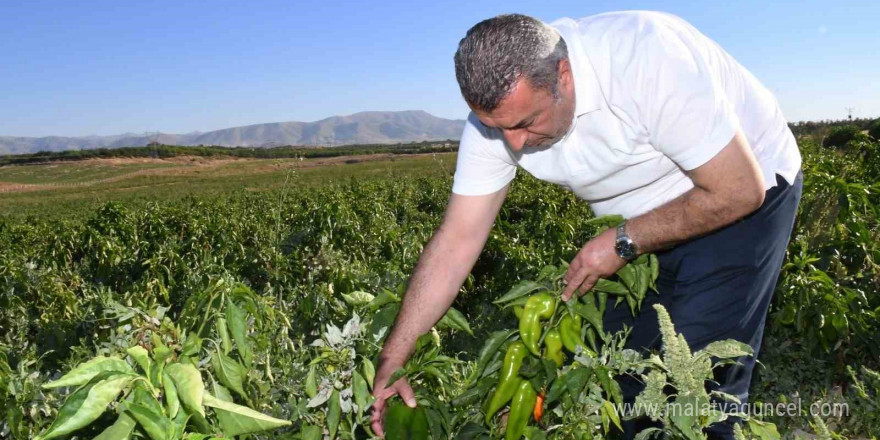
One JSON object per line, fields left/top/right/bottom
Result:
{"left": 559, "top": 314, "right": 596, "bottom": 357}
{"left": 559, "top": 314, "right": 582, "bottom": 353}
{"left": 506, "top": 380, "right": 537, "bottom": 440}
{"left": 384, "top": 399, "right": 429, "bottom": 440}
{"left": 485, "top": 341, "right": 528, "bottom": 424}
{"left": 519, "top": 293, "right": 556, "bottom": 356}
{"left": 542, "top": 328, "right": 564, "bottom": 367}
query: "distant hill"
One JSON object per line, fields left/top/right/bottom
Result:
{"left": 0, "top": 110, "right": 466, "bottom": 155}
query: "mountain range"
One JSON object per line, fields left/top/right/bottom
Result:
{"left": 0, "top": 110, "right": 467, "bottom": 155}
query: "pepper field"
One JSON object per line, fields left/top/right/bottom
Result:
{"left": 0, "top": 135, "right": 878, "bottom": 439}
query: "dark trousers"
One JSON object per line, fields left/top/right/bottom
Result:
{"left": 604, "top": 171, "right": 803, "bottom": 440}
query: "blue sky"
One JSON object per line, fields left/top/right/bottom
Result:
{"left": 1, "top": 0, "right": 878, "bottom": 137}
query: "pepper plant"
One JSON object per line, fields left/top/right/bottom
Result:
{"left": 453, "top": 215, "right": 664, "bottom": 440}
{"left": 33, "top": 279, "right": 291, "bottom": 439}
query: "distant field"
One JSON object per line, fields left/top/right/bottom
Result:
{"left": 0, "top": 152, "right": 457, "bottom": 218}
{"left": 0, "top": 160, "right": 181, "bottom": 185}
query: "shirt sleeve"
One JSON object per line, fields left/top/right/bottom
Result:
{"left": 631, "top": 19, "right": 741, "bottom": 171}
{"left": 451, "top": 112, "right": 517, "bottom": 195}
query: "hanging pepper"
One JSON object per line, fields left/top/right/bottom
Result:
{"left": 506, "top": 380, "right": 538, "bottom": 440}
{"left": 542, "top": 329, "right": 564, "bottom": 367}
{"left": 533, "top": 389, "right": 546, "bottom": 422}
{"left": 384, "top": 399, "right": 429, "bottom": 440}
{"left": 559, "top": 314, "right": 596, "bottom": 357}
{"left": 485, "top": 341, "right": 528, "bottom": 424}
{"left": 519, "top": 293, "right": 556, "bottom": 356}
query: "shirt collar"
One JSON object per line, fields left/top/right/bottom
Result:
{"left": 550, "top": 18, "right": 604, "bottom": 117}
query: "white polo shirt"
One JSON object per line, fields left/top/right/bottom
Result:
{"left": 451, "top": 11, "right": 802, "bottom": 219}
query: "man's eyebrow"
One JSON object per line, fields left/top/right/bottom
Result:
{"left": 505, "top": 113, "right": 537, "bottom": 130}
{"left": 510, "top": 117, "right": 533, "bottom": 129}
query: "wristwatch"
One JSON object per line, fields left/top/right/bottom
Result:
{"left": 615, "top": 222, "right": 638, "bottom": 261}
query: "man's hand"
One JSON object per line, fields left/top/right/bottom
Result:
{"left": 369, "top": 361, "right": 417, "bottom": 438}
{"left": 561, "top": 227, "right": 627, "bottom": 301}
{"left": 367, "top": 186, "right": 509, "bottom": 437}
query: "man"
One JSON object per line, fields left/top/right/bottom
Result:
{"left": 370, "top": 11, "right": 802, "bottom": 439}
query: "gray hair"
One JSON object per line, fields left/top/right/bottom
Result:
{"left": 454, "top": 14, "right": 568, "bottom": 112}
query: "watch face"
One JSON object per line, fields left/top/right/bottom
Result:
{"left": 616, "top": 238, "right": 636, "bottom": 260}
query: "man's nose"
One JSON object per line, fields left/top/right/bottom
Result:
{"left": 502, "top": 129, "right": 528, "bottom": 151}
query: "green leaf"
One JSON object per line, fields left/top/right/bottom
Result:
{"left": 584, "top": 214, "right": 625, "bottom": 229}
{"left": 547, "top": 366, "right": 591, "bottom": 404}
{"left": 436, "top": 307, "right": 473, "bottom": 335}
{"left": 301, "top": 424, "right": 322, "bottom": 440}
{"left": 216, "top": 317, "right": 232, "bottom": 355}
{"left": 748, "top": 419, "right": 781, "bottom": 440}
{"left": 368, "top": 288, "right": 400, "bottom": 311}
{"left": 151, "top": 335, "right": 173, "bottom": 365}
{"left": 362, "top": 358, "right": 376, "bottom": 389}
{"left": 565, "top": 366, "right": 591, "bottom": 397}
{"left": 341, "top": 290, "right": 375, "bottom": 307}
{"left": 328, "top": 389, "right": 341, "bottom": 439}
{"left": 170, "top": 404, "right": 189, "bottom": 440}
{"left": 132, "top": 383, "right": 164, "bottom": 415}
{"left": 202, "top": 392, "right": 291, "bottom": 435}
{"left": 226, "top": 299, "right": 253, "bottom": 368}
{"left": 594, "top": 366, "right": 624, "bottom": 405}
{"left": 425, "top": 405, "right": 444, "bottom": 440}
{"left": 602, "top": 400, "right": 623, "bottom": 432}
{"left": 385, "top": 368, "right": 407, "bottom": 389}
{"left": 709, "top": 390, "right": 741, "bottom": 404}
{"left": 368, "top": 303, "right": 400, "bottom": 342}
{"left": 126, "top": 346, "right": 153, "bottom": 376}
{"left": 593, "top": 278, "right": 630, "bottom": 296}
{"left": 165, "top": 362, "right": 205, "bottom": 418}
{"left": 669, "top": 396, "right": 703, "bottom": 440}
{"left": 635, "top": 264, "right": 650, "bottom": 303}
{"left": 162, "top": 371, "right": 180, "bottom": 419}
{"left": 466, "top": 330, "right": 513, "bottom": 384}
{"left": 574, "top": 300, "right": 605, "bottom": 339}
{"left": 696, "top": 340, "right": 754, "bottom": 360}
{"left": 352, "top": 371, "right": 371, "bottom": 414}
{"left": 42, "top": 356, "right": 133, "bottom": 389}
{"left": 518, "top": 356, "right": 541, "bottom": 379}
{"left": 212, "top": 380, "right": 243, "bottom": 437}
{"left": 616, "top": 265, "right": 638, "bottom": 295}
{"left": 127, "top": 403, "right": 171, "bottom": 440}
{"left": 457, "top": 422, "right": 489, "bottom": 440}
{"left": 93, "top": 411, "right": 137, "bottom": 440}
{"left": 493, "top": 280, "right": 547, "bottom": 305}
{"left": 452, "top": 377, "right": 494, "bottom": 407}
{"left": 422, "top": 365, "right": 450, "bottom": 384}
{"left": 634, "top": 427, "right": 662, "bottom": 440}
{"left": 649, "top": 254, "right": 660, "bottom": 288}
{"left": 181, "top": 332, "right": 203, "bottom": 357}
{"left": 36, "top": 372, "right": 135, "bottom": 440}
{"left": 212, "top": 351, "right": 248, "bottom": 401}
{"left": 305, "top": 365, "right": 318, "bottom": 398}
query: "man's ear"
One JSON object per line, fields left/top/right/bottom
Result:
{"left": 558, "top": 58, "right": 573, "bottom": 91}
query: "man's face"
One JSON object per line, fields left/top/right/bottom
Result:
{"left": 473, "top": 59, "right": 576, "bottom": 152}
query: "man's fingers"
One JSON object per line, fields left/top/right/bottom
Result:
{"left": 563, "top": 258, "right": 582, "bottom": 285}
{"left": 396, "top": 380, "right": 417, "bottom": 408}
{"left": 369, "top": 377, "right": 413, "bottom": 438}
{"left": 370, "top": 387, "right": 390, "bottom": 438}
{"left": 562, "top": 267, "right": 588, "bottom": 301}
{"left": 371, "top": 417, "right": 385, "bottom": 439}
{"left": 576, "top": 275, "right": 599, "bottom": 298}
{"left": 370, "top": 395, "right": 388, "bottom": 438}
